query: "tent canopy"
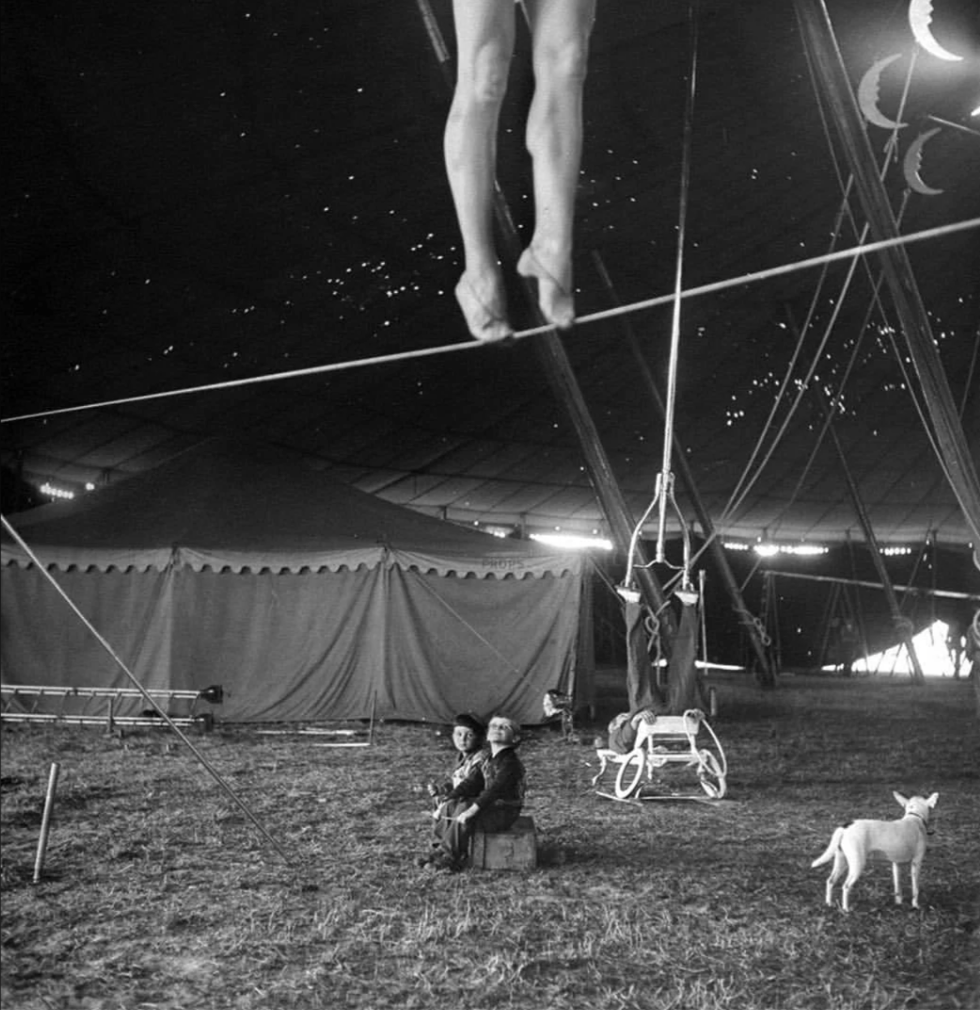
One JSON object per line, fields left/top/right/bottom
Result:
{"left": 1, "top": 439, "right": 582, "bottom": 579}
{"left": 2, "top": 0, "right": 978, "bottom": 555}
{"left": 1, "top": 441, "right": 590, "bottom": 725}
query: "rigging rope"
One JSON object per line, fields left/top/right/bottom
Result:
{"left": 656, "top": 0, "right": 700, "bottom": 565}
{"left": 718, "top": 176, "right": 864, "bottom": 540}
{"left": 2, "top": 218, "right": 976, "bottom": 426}
{"left": 821, "top": 46, "right": 963, "bottom": 497}
{"left": 407, "top": 567, "right": 524, "bottom": 676}
{"left": 0, "top": 514, "right": 293, "bottom": 865}
{"left": 621, "top": 0, "right": 701, "bottom": 601}
{"left": 714, "top": 41, "right": 958, "bottom": 546}
{"left": 718, "top": 39, "right": 919, "bottom": 537}
{"left": 717, "top": 223, "right": 865, "bottom": 530}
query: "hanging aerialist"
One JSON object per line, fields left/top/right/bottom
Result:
{"left": 444, "top": 0, "right": 597, "bottom": 342}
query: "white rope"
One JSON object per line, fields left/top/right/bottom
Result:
{"left": 656, "top": 0, "right": 700, "bottom": 563}
{"left": 2, "top": 218, "right": 976, "bottom": 426}
{"left": 404, "top": 567, "right": 525, "bottom": 676}
{"left": 522, "top": 217, "right": 978, "bottom": 337}
{"left": 741, "top": 45, "right": 949, "bottom": 541}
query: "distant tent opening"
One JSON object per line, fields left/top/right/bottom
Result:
{"left": 824, "top": 619, "right": 974, "bottom": 678}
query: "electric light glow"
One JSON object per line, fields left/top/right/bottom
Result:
{"left": 723, "top": 541, "right": 828, "bottom": 557}
{"left": 531, "top": 533, "right": 614, "bottom": 551}
{"left": 40, "top": 482, "right": 75, "bottom": 500}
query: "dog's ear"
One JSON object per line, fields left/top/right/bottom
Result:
{"left": 926, "top": 792, "right": 939, "bottom": 808}
{"left": 893, "top": 790, "right": 909, "bottom": 807}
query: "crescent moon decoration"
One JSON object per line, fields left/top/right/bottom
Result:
{"left": 904, "top": 128, "right": 944, "bottom": 195}
{"left": 858, "top": 55, "right": 908, "bottom": 130}
{"left": 908, "top": 0, "right": 965, "bottom": 62}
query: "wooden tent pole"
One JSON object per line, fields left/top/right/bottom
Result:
{"left": 845, "top": 533, "right": 874, "bottom": 674}
{"left": 794, "top": 0, "right": 980, "bottom": 558}
{"left": 766, "top": 569, "right": 980, "bottom": 602}
{"left": 817, "top": 581, "right": 841, "bottom": 670}
{"left": 416, "top": 0, "right": 675, "bottom": 638}
{"left": 762, "top": 570, "right": 783, "bottom": 672}
{"left": 807, "top": 380, "right": 926, "bottom": 681}
{"left": 493, "top": 192, "right": 676, "bottom": 637}
{"left": 516, "top": 267, "right": 674, "bottom": 626}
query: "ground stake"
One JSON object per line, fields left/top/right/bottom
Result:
{"left": 33, "top": 762, "right": 61, "bottom": 884}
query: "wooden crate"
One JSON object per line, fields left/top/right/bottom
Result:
{"left": 470, "top": 816, "right": 537, "bottom": 871}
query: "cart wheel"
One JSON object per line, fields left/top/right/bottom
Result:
{"left": 615, "top": 751, "right": 646, "bottom": 799}
{"left": 697, "top": 750, "right": 726, "bottom": 799}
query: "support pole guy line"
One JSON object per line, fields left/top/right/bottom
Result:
{"left": 1, "top": 515, "right": 293, "bottom": 865}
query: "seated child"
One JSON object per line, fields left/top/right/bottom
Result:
{"left": 420, "top": 714, "right": 525, "bottom": 873}
{"left": 426, "top": 713, "right": 489, "bottom": 803}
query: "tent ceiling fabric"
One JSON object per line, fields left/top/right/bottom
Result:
{"left": 0, "top": 439, "right": 583, "bottom": 578}
{"left": 2, "top": 0, "right": 979, "bottom": 551}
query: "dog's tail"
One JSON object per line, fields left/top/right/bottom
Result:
{"left": 811, "top": 826, "right": 846, "bottom": 868}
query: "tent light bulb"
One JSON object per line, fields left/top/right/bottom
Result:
{"left": 40, "top": 482, "right": 75, "bottom": 501}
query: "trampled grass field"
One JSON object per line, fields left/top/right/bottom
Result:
{"left": 2, "top": 673, "right": 978, "bottom": 1009}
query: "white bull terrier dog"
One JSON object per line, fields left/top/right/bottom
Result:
{"left": 811, "top": 791, "right": 938, "bottom": 912}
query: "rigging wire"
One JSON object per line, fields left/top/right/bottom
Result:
{"left": 713, "top": 175, "right": 862, "bottom": 532}
{"left": 407, "top": 568, "right": 524, "bottom": 676}
{"left": 655, "top": 0, "right": 700, "bottom": 566}
{"left": 717, "top": 224, "right": 864, "bottom": 531}
{"left": 960, "top": 331, "right": 979, "bottom": 420}
{"left": 776, "top": 269, "right": 883, "bottom": 531}
{"left": 620, "top": 0, "right": 701, "bottom": 602}
{"left": 718, "top": 199, "right": 867, "bottom": 536}
{"left": 716, "top": 41, "right": 952, "bottom": 541}
{"left": 0, "top": 514, "right": 293, "bottom": 865}
{"left": 758, "top": 198, "right": 918, "bottom": 538}
{"left": 808, "top": 53, "right": 963, "bottom": 499}
{"left": 718, "top": 38, "right": 916, "bottom": 536}
{"left": 830, "top": 218, "right": 963, "bottom": 489}
{"left": 2, "top": 218, "right": 976, "bottom": 427}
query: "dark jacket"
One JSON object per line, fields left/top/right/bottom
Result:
{"left": 448, "top": 745, "right": 525, "bottom": 812}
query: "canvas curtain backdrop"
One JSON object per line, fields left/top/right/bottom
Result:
{"left": 1, "top": 441, "right": 592, "bottom": 724}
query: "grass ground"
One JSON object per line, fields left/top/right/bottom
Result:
{"left": 2, "top": 672, "right": 978, "bottom": 1010}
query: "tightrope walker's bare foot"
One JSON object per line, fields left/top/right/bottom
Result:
{"left": 454, "top": 273, "right": 513, "bottom": 343}
{"left": 517, "top": 246, "right": 574, "bottom": 330}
